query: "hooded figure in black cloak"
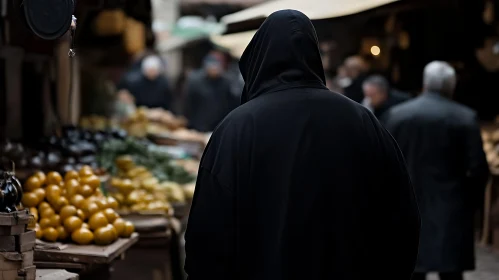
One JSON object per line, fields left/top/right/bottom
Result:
{"left": 184, "top": 10, "right": 420, "bottom": 280}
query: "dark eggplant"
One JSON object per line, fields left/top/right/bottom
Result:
{"left": 1, "top": 141, "right": 14, "bottom": 155}
{"left": 46, "top": 152, "right": 62, "bottom": 168}
{"left": 83, "top": 131, "right": 93, "bottom": 141}
{"left": 1, "top": 178, "right": 19, "bottom": 212}
{"left": 29, "top": 156, "right": 44, "bottom": 169}
{"left": 111, "top": 128, "right": 127, "bottom": 139}
{"left": 16, "top": 157, "right": 28, "bottom": 168}
{"left": 79, "top": 155, "right": 96, "bottom": 164}
{"left": 92, "top": 132, "right": 106, "bottom": 144}
{"left": 60, "top": 164, "right": 76, "bottom": 174}
{"left": 89, "top": 162, "right": 99, "bottom": 170}
{"left": 10, "top": 176, "right": 22, "bottom": 205}
{"left": 66, "top": 143, "right": 84, "bottom": 157}
{"left": 63, "top": 157, "right": 76, "bottom": 165}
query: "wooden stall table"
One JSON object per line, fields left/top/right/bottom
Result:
{"left": 34, "top": 233, "right": 139, "bottom": 280}
{"left": 36, "top": 269, "right": 79, "bottom": 280}
{"left": 110, "top": 213, "right": 183, "bottom": 280}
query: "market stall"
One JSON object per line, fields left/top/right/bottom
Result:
{"left": 34, "top": 233, "right": 139, "bottom": 277}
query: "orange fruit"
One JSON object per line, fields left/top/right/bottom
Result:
{"left": 107, "top": 197, "right": 119, "bottom": 209}
{"left": 35, "top": 225, "right": 43, "bottom": 239}
{"left": 63, "top": 216, "right": 83, "bottom": 233}
{"left": 34, "top": 171, "right": 46, "bottom": 185}
{"left": 95, "top": 188, "right": 104, "bottom": 197}
{"left": 71, "top": 228, "right": 94, "bottom": 245}
{"left": 95, "top": 199, "right": 109, "bottom": 210}
{"left": 52, "top": 196, "right": 69, "bottom": 212}
{"left": 46, "top": 172, "right": 63, "bottom": 185}
{"left": 64, "top": 170, "right": 79, "bottom": 182}
{"left": 93, "top": 226, "right": 115, "bottom": 245}
{"left": 82, "top": 202, "right": 99, "bottom": 218}
{"left": 59, "top": 205, "right": 77, "bottom": 221}
{"left": 48, "top": 215, "right": 61, "bottom": 227}
{"left": 64, "top": 179, "right": 79, "bottom": 197}
{"left": 24, "top": 176, "right": 41, "bottom": 192}
{"left": 78, "top": 185, "right": 94, "bottom": 198}
{"left": 122, "top": 221, "right": 135, "bottom": 238}
{"left": 42, "top": 227, "right": 59, "bottom": 242}
{"left": 56, "top": 225, "right": 69, "bottom": 240}
{"left": 40, "top": 207, "right": 55, "bottom": 219}
{"left": 76, "top": 209, "right": 87, "bottom": 221}
{"left": 38, "top": 202, "right": 51, "bottom": 212}
{"left": 88, "top": 212, "right": 109, "bottom": 230}
{"left": 29, "top": 207, "right": 38, "bottom": 222}
{"left": 69, "top": 194, "right": 85, "bottom": 208}
{"left": 46, "top": 184, "right": 62, "bottom": 204}
{"left": 106, "top": 224, "right": 118, "bottom": 241}
{"left": 33, "top": 188, "right": 46, "bottom": 201}
{"left": 113, "top": 218, "right": 126, "bottom": 237}
{"left": 39, "top": 218, "right": 51, "bottom": 229}
{"left": 21, "top": 192, "right": 40, "bottom": 208}
{"left": 80, "top": 175, "right": 100, "bottom": 190}
{"left": 78, "top": 166, "right": 94, "bottom": 177}
{"left": 103, "top": 208, "right": 119, "bottom": 223}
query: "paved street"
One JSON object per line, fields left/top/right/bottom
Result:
{"left": 428, "top": 246, "right": 499, "bottom": 280}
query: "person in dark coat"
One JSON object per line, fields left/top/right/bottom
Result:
{"left": 343, "top": 56, "right": 369, "bottom": 103}
{"left": 184, "top": 10, "right": 420, "bottom": 280}
{"left": 383, "top": 61, "right": 489, "bottom": 280}
{"left": 117, "top": 55, "right": 172, "bottom": 110}
{"left": 184, "top": 55, "right": 235, "bottom": 132}
{"left": 361, "top": 75, "right": 411, "bottom": 121}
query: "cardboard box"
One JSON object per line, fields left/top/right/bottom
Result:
{"left": 0, "top": 251, "right": 34, "bottom": 271}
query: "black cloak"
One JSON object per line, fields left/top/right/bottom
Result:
{"left": 185, "top": 10, "right": 420, "bottom": 280}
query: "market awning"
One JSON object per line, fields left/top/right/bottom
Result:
{"left": 221, "top": 0, "right": 399, "bottom": 25}
{"left": 210, "top": 30, "right": 256, "bottom": 58}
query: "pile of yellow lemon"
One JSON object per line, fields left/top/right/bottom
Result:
{"left": 22, "top": 166, "right": 135, "bottom": 245}
{"left": 108, "top": 156, "right": 175, "bottom": 213}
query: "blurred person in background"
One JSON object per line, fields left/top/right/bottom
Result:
{"left": 343, "top": 55, "right": 369, "bottom": 103}
{"left": 361, "top": 75, "right": 410, "bottom": 121}
{"left": 384, "top": 61, "right": 489, "bottom": 280}
{"left": 117, "top": 55, "right": 172, "bottom": 110}
{"left": 184, "top": 54, "right": 233, "bottom": 132}
{"left": 329, "top": 65, "right": 350, "bottom": 94}
{"left": 185, "top": 10, "right": 420, "bottom": 280}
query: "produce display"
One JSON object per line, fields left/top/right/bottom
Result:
{"left": 22, "top": 167, "right": 135, "bottom": 245}
{"left": 97, "top": 137, "right": 195, "bottom": 183}
{"left": 108, "top": 155, "right": 188, "bottom": 212}
{"left": 80, "top": 108, "right": 208, "bottom": 145}
{"left": 121, "top": 107, "right": 187, "bottom": 137}
{"left": 0, "top": 126, "right": 127, "bottom": 176}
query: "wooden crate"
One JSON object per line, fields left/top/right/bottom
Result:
{"left": 0, "top": 211, "right": 36, "bottom": 280}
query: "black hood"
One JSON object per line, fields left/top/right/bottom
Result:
{"left": 239, "top": 10, "right": 327, "bottom": 104}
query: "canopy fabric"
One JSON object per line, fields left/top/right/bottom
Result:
{"left": 221, "top": 0, "right": 399, "bottom": 25}
{"left": 210, "top": 30, "right": 257, "bottom": 58}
